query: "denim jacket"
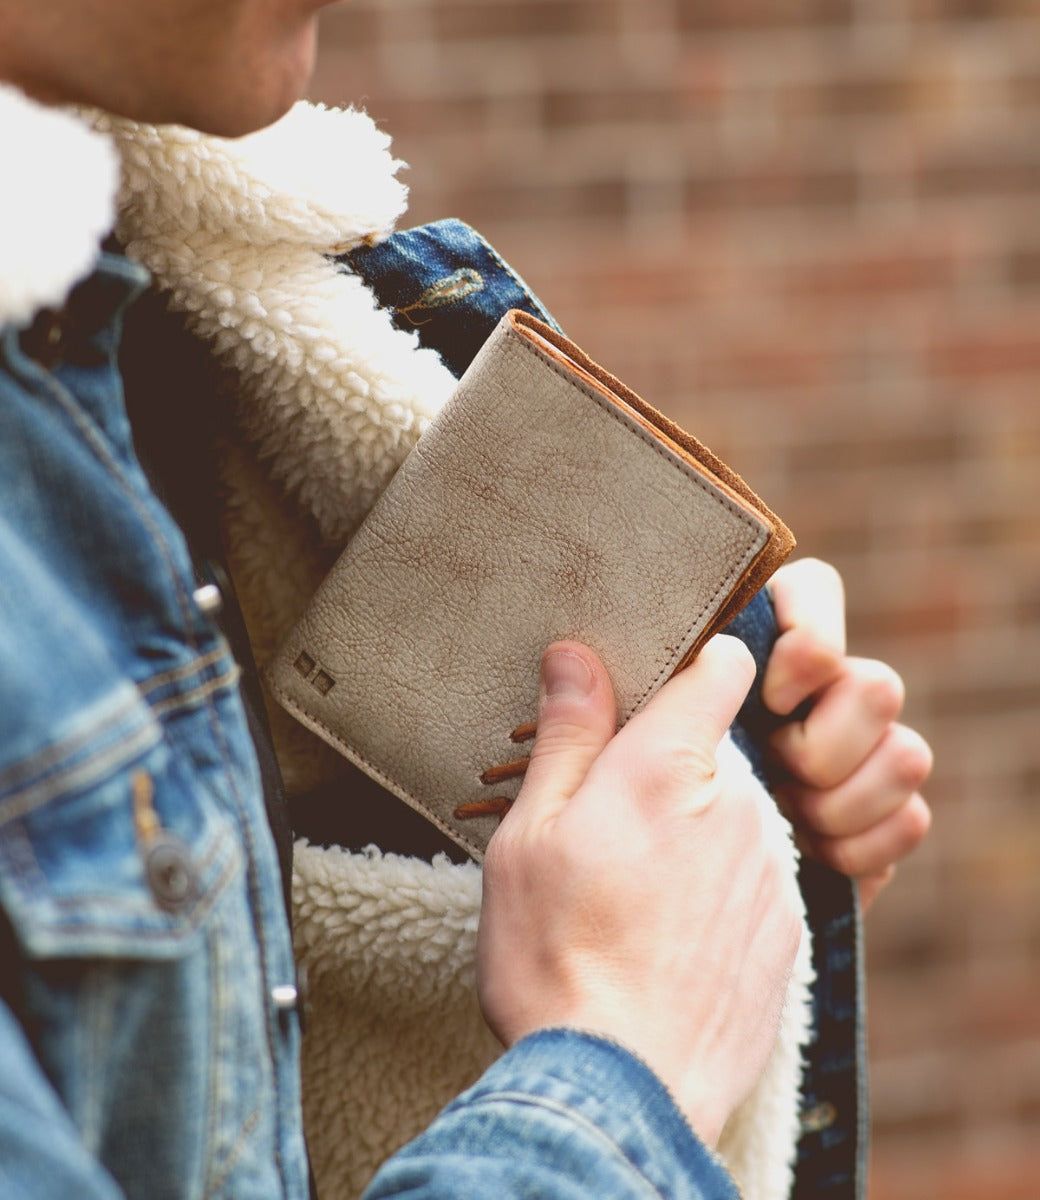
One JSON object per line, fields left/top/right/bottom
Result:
{"left": 0, "top": 232, "right": 752, "bottom": 1199}
{"left": 0, "top": 254, "right": 309, "bottom": 1198}
{"left": 0, "top": 220, "right": 865, "bottom": 1200}
{"left": 0, "top": 82, "right": 863, "bottom": 1196}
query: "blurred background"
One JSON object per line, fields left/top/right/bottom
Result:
{"left": 309, "top": 2, "right": 1040, "bottom": 1196}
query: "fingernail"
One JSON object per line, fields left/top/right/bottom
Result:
{"left": 542, "top": 649, "right": 594, "bottom": 702}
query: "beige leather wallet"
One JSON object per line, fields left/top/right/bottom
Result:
{"left": 268, "top": 310, "right": 794, "bottom": 859}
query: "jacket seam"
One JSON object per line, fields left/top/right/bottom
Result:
{"left": 0, "top": 717, "right": 160, "bottom": 828}
{"left": 452, "top": 1090, "right": 684, "bottom": 1199}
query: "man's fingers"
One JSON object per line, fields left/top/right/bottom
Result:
{"left": 634, "top": 634, "right": 755, "bottom": 746}
{"left": 507, "top": 634, "right": 755, "bottom": 839}
{"left": 800, "top": 794, "right": 932, "bottom": 882}
{"left": 764, "top": 559, "right": 846, "bottom": 716}
{"left": 770, "top": 558, "right": 846, "bottom": 649}
{"left": 770, "top": 657, "right": 907, "bottom": 789}
{"left": 762, "top": 628, "right": 844, "bottom": 717}
{"left": 777, "top": 724, "right": 934, "bottom": 838}
{"left": 509, "top": 642, "right": 618, "bottom": 824}
{"left": 761, "top": 556, "right": 933, "bottom": 902}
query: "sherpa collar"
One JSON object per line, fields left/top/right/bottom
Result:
{"left": 0, "top": 85, "right": 120, "bottom": 330}
{"left": 101, "top": 102, "right": 456, "bottom": 545}
{"left": 0, "top": 88, "right": 410, "bottom": 328}
{"left": 98, "top": 99, "right": 410, "bottom": 254}
{"left": 0, "top": 90, "right": 456, "bottom": 543}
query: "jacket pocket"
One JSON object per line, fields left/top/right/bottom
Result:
{"left": 0, "top": 681, "right": 241, "bottom": 962}
{"left": 0, "top": 682, "right": 269, "bottom": 1200}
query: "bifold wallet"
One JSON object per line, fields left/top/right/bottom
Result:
{"left": 267, "top": 310, "right": 795, "bottom": 860}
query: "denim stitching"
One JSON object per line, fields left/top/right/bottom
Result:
{"left": 148, "top": 665, "right": 241, "bottom": 719}
{"left": 0, "top": 719, "right": 160, "bottom": 828}
{"left": 29, "top": 361, "right": 207, "bottom": 664}
{"left": 201, "top": 685, "right": 290, "bottom": 1190}
{"left": 452, "top": 1092, "right": 672, "bottom": 1199}
{"left": 203, "top": 900, "right": 264, "bottom": 1197}
{"left": 137, "top": 646, "right": 228, "bottom": 697}
{"left": 466, "top": 226, "right": 562, "bottom": 331}
{"left": 0, "top": 688, "right": 150, "bottom": 799}
{"left": 2, "top": 817, "right": 240, "bottom": 943}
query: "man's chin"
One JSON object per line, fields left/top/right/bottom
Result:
{"left": 167, "top": 24, "right": 318, "bottom": 137}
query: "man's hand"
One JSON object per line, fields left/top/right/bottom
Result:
{"left": 763, "top": 559, "right": 933, "bottom": 909}
{"left": 478, "top": 636, "right": 803, "bottom": 1148}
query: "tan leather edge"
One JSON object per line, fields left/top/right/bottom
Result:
{"left": 672, "top": 537, "right": 790, "bottom": 674}
{"left": 509, "top": 311, "right": 794, "bottom": 545}
{"left": 508, "top": 310, "right": 796, "bottom": 665}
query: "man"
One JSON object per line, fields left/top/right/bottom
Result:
{"left": 0, "top": 2, "right": 931, "bottom": 1197}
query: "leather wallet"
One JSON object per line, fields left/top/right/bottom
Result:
{"left": 267, "top": 310, "right": 794, "bottom": 859}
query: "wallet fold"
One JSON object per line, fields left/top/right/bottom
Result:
{"left": 268, "top": 310, "right": 794, "bottom": 859}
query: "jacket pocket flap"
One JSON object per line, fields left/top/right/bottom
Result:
{"left": 0, "top": 686, "right": 241, "bottom": 960}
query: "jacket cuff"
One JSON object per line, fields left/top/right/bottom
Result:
{"left": 365, "top": 1027, "right": 739, "bottom": 1200}
{"left": 468, "top": 1029, "right": 738, "bottom": 1197}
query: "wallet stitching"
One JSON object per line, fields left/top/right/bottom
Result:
{"left": 500, "top": 328, "right": 767, "bottom": 706}
{"left": 630, "top": 550, "right": 754, "bottom": 711}
{"left": 265, "top": 676, "right": 487, "bottom": 860}
{"left": 635, "top": 558, "right": 751, "bottom": 710}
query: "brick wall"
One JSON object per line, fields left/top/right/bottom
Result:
{"left": 310, "top": 3, "right": 1040, "bottom": 1196}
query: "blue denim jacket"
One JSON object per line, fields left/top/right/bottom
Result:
{"left": 0, "top": 254, "right": 308, "bottom": 1198}
{"left": 0, "top": 227, "right": 862, "bottom": 1199}
{"left": 0, "top": 249, "right": 745, "bottom": 1198}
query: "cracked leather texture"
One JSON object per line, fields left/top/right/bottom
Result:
{"left": 268, "top": 311, "right": 793, "bottom": 860}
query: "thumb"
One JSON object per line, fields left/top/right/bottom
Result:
{"left": 509, "top": 642, "right": 618, "bottom": 825}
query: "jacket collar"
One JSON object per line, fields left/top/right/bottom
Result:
{"left": 1, "top": 86, "right": 454, "bottom": 545}
{"left": 0, "top": 85, "right": 120, "bottom": 331}
{"left": 102, "top": 102, "right": 455, "bottom": 547}
{"left": 100, "top": 99, "right": 410, "bottom": 255}
{"left": 0, "top": 87, "right": 410, "bottom": 333}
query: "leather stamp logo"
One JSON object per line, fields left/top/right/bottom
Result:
{"left": 292, "top": 650, "right": 336, "bottom": 696}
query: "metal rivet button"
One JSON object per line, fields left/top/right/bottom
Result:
{"left": 271, "top": 984, "right": 299, "bottom": 1011}
{"left": 192, "top": 583, "right": 223, "bottom": 617}
{"left": 145, "top": 835, "right": 197, "bottom": 912}
{"left": 799, "top": 1101, "right": 837, "bottom": 1134}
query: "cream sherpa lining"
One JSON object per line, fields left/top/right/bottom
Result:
{"left": 0, "top": 85, "right": 120, "bottom": 330}
{"left": 293, "top": 743, "right": 815, "bottom": 1200}
{"left": 3, "top": 88, "right": 815, "bottom": 1200}
{"left": 99, "top": 101, "right": 457, "bottom": 545}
